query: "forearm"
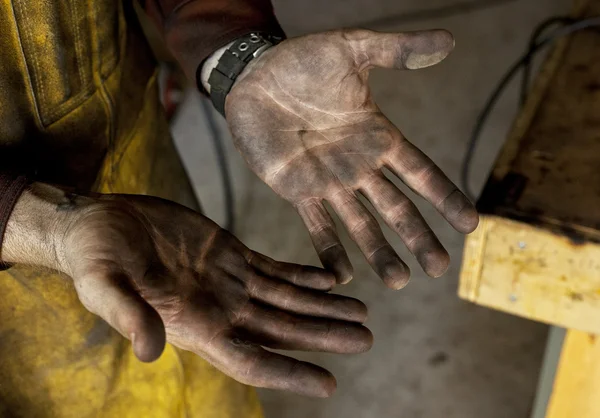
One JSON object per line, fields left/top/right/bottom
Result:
{"left": 1, "top": 182, "right": 91, "bottom": 273}
{"left": 140, "top": 0, "right": 284, "bottom": 83}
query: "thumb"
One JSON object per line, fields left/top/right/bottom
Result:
{"left": 351, "top": 29, "right": 455, "bottom": 70}
{"left": 75, "top": 270, "right": 166, "bottom": 363}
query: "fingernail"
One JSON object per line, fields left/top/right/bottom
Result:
{"left": 336, "top": 269, "right": 353, "bottom": 285}
{"left": 383, "top": 262, "right": 410, "bottom": 290}
{"left": 317, "top": 374, "right": 337, "bottom": 398}
{"left": 404, "top": 30, "right": 455, "bottom": 70}
{"left": 421, "top": 250, "right": 450, "bottom": 279}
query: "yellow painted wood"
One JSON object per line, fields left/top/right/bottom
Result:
{"left": 460, "top": 216, "right": 600, "bottom": 335}
{"left": 545, "top": 329, "right": 600, "bottom": 418}
{"left": 460, "top": 0, "right": 600, "bottom": 329}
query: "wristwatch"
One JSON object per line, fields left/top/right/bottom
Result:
{"left": 205, "top": 32, "right": 284, "bottom": 117}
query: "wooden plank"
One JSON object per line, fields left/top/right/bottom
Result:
{"left": 459, "top": 215, "right": 600, "bottom": 334}
{"left": 477, "top": 0, "right": 600, "bottom": 241}
{"left": 459, "top": 0, "right": 600, "bottom": 334}
{"left": 545, "top": 329, "right": 600, "bottom": 418}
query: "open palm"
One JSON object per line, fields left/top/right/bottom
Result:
{"left": 59, "top": 194, "right": 371, "bottom": 397}
{"left": 227, "top": 29, "right": 479, "bottom": 289}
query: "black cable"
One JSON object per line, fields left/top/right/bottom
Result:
{"left": 200, "top": 97, "right": 236, "bottom": 232}
{"left": 460, "top": 16, "right": 600, "bottom": 201}
{"left": 520, "top": 16, "right": 574, "bottom": 106}
{"left": 362, "top": 0, "right": 518, "bottom": 29}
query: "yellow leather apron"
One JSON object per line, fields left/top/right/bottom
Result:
{"left": 0, "top": 1, "right": 262, "bottom": 416}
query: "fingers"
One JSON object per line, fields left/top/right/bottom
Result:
{"left": 360, "top": 175, "right": 449, "bottom": 278}
{"left": 345, "top": 28, "right": 455, "bottom": 70}
{"left": 296, "top": 200, "right": 354, "bottom": 284}
{"left": 329, "top": 191, "right": 410, "bottom": 289}
{"left": 385, "top": 140, "right": 479, "bottom": 234}
{"left": 249, "top": 252, "right": 336, "bottom": 291}
{"left": 242, "top": 270, "right": 368, "bottom": 323}
{"left": 74, "top": 270, "right": 166, "bottom": 362}
{"left": 235, "top": 302, "right": 373, "bottom": 354}
{"left": 211, "top": 334, "right": 337, "bottom": 397}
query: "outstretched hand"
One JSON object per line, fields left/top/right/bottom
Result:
{"left": 227, "top": 29, "right": 479, "bottom": 289}
{"left": 49, "top": 192, "right": 372, "bottom": 397}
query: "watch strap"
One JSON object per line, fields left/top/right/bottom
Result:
{"left": 206, "top": 32, "right": 284, "bottom": 117}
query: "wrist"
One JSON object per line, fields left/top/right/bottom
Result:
{"left": 2, "top": 183, "right": 94, "bottom": 274}
{"left": 201, "top": 40, "right": 277, "bottom": 94}
{"left": 230, "top": 44, "right": 275, "bottom": 89}
{"left": 201, "top": 41, "right": 235, "bottom": 94}
{"left": 200, "top": 32, "right": 284, "bottom": 116}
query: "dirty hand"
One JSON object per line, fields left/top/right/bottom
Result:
{"left": 33, "top": 189, "right": 372, "bottom": 397}
{"left": 226, "top": 29, "right": 479, "bottom": 289}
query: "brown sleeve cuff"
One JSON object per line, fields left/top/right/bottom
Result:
{"left": 142, "top": 0, "right": 285, "bottom": 87}
{"left": 0, "top": 174, "right": 30, "bottom": 271}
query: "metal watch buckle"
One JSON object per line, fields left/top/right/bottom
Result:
{"left": 253, "top": 40, "right": 274, "bottom": 59}
{"left": 248, "top": 33, "right": 275, "bottom": 59}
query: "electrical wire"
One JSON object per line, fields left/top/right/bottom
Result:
{"left": 520, "top": 16, "right": 575, "bottom": 106}
{"left": 460, "top": 16, "right": 600, "bottom": 201}
{"left": 199, "top": 97, "right": 236, "bottom": 232}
